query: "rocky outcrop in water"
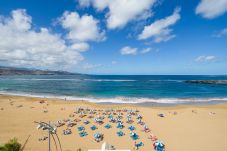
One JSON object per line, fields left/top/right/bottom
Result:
{"left": 185, "top": 80, "right": 227, "bottom": 85}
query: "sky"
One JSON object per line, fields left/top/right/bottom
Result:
{"left": 0, "top": 0, "right": 227, "bottom": 75}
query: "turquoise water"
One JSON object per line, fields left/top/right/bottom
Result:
{"left": 0, "top": 75, "right": 227, "bottom": 104}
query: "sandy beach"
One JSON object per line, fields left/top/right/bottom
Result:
{"left": 0, "top": 94, "right": 227, "bottom": 151}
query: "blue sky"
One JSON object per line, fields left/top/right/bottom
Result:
{"left": 0, "top": 0, "right": 227, "bottom": 75}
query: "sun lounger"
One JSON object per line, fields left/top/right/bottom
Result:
{"left": 67, "top": 122, "right": 76, "bottom": 127}
{"left": 142, "top": 125, "right": 150, "bottom": 133}
{"left": 109, "top": 117, "right": 116, "bottom": 123}
{"left": 84, "top": 120, "right": 90, "bottom": 125}
{"left": 63, "top": 129, "right": 72, "bottom": 135}
{"left": 137, "top": 115, "right": 143, "bottom": 119}
{"left": 148, "top": 133, "right": 158, "bottom": 141}
{"left": 38, "top": 136, "right": 48, "bottom": 141}
{"left": 126, "top": 117, "right": 134, "bottom": 124}
{"left": 74, "top": 118, "right": 81, "bottom": 122}
{"left": 88, "top": 115, "right": 94, "bottom": 118}
{"left": 95, "top": 118, "right": 104, "bottom": 125}
{"left": 55, "top": 120, "right": 65, "bottom": 127}
{"left": 158, "top": 113, "right": 165, "bottom": 117}
{"left": 137, "top": 119, "right": 145, "bottom": 125}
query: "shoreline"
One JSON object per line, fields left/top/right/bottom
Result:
{"left": 0, "top": 94, "right": 227, "bottom": 151}
{"left": 1, "top": 92, "right": 227, "bottom": 107}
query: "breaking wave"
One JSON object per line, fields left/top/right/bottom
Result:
{"left": 0, "top": 91, "right": 227, "bottom": 104}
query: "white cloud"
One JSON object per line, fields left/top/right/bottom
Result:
{"left": 70, "top": 42, "right": 89, "bottom": 52}
{"left": 120, "top": 46, "right": 138, "bottom": 55}
{"left": 196, "top": 0, "right": 227, "bottom": 19}
{"left": 59, "top": 11, "right": 105, "bottom": 42}
{"left": 0, "top": 9, "right": 85, "bottom": 69}
{"left": 78, "top": 0, "right": 156, "bottom": 29}
{"left": 138, "top": 7, "right": 181, "bottom": 42}
{"left": 78, "top": 0, "right": 91, "bottom": 7}
{"left": 120, "top": 46, "right": 154, "bottom": 55}
{"left": 195, "top": 55, "right": 217, "bottom": 62}
{"left": 213, "top": 28, "right": 227, "bottom": 37}
{"left": 82, "top": 63, "right": 103, "bottom": 70}
{"left": 111, "top": 61, "right": 117, "bottom": 64}
{"left": 141, "top": 48, "right": 152, "bottom": 54}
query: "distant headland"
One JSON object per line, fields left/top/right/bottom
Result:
{"left": 0, "top": 66, "right": 81, "bottom": 75}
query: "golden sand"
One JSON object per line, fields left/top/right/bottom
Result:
{"left": 0, "top": 95, "right": 227, "bottom": 151}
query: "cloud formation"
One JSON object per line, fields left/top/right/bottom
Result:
{"left": 120, "top": 46, "right": 152, "bottom": 55}
{"left": 213, "top": 28, "right": 227, "bottom": 38}
{"left": 196, "top": 0, "right": 227, "bottom": 19}
{"left": 82, "top": 63, "right": 103, "bottom": 70}
{"left": 138, "top": 7, "right": 181, "bottom": 43}
{"left": 0, "top": 9, "right": 104, "bottom": 70}
{"left": 78, "top": 0, "right": 156, "bottom": 29}
{"left": 0, "top": 9, "right": 84, "bottom": 69}
{"left": 59, "top": 11, "right": 105, "bottom": 42}
{"left": 141, "top": 48, "right": 152, "bottom": 54}
{"left": 195, "top": 55, "right": 217, "bottom": 62}
{"left": 120, "top": 46, "right": 138, "bottom": 55}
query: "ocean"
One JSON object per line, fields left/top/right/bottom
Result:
{"left": 0, "top": 75, "right": 227, "bottom": 104}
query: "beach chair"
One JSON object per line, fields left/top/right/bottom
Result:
{"left": 158, "top": 113, "right": 165, "bottom": 118}
{"left": 77, "top": 126, "right": 85, "bottom": 131}
{"left": 117, "top": 131, "right": 125, "bottom": 137}
{"left": 126, "top": 117, "right": 134, "bottom": 124}
{"left": 137, "top": 119, "right": 145, "bottom": 125}
{"left": 137, "top": 115, "right": 143, "bottom": 119}
{"left": 63, "top": 129, "right": 72, "bottom": 135}
{"left": 128, "top": 125, "right": 135, "bottom": 131}
{"left": 55, "top": 120, "right": 65, "bottom": 127}
{"left": 130, "top": 132, "right": 139, "bottom": 140}
{"left": 88, "top": 115, "right": 94, "bottom": 119}
{"left": 95, "top": 118, "right": 104, "bottom": 125}
{"left": 74, "top": 118, "right": 81, "bottom": 122}
{"left": 84, "top": 120, "right": 90, "bottom": 125}
{"left": 67, "top": 120, "right": 76, "bottom": 127}
{"left": 109, "top": 117, "right": 116, "bottom": 123}
{"left": 104, "top": 124, "right": 112, "bottom": 129}
{"left": 142, "top": 125, "right": 150, "bottom": 133}
{"left": 116, "top": 118, "right": 122, "bottom": 123}
{"left": 148, "top": 133, "right": 158, "bottom": 141}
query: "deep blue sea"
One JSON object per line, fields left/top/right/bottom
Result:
{"left": 0, "top": 75, "right": 227, "bottom": 104}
